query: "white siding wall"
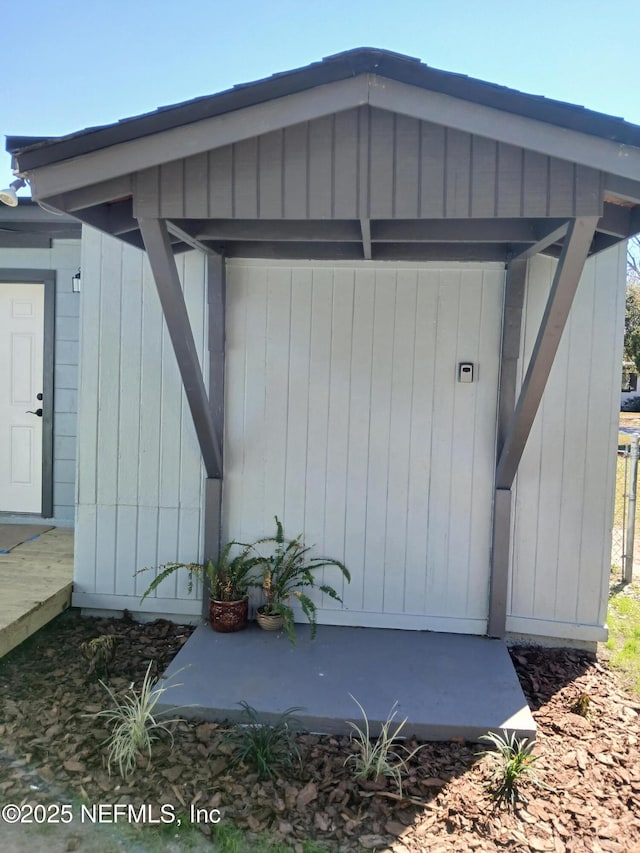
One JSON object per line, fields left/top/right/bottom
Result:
{"left": 73, "top": 228, "right": 207, "bottom": 616}
{"left": 0, "top": 239, "right": 80, "bottom": 525}
{"left": 73, "top": 236, "right": 624, "bottom": 641}
{"left": 224, "top": 260, "right": 504, "bottom": 633}
{"left": 508, "top": 247, "right": 627, "bottom": 642}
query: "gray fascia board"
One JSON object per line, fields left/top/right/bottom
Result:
{"left": 22, "top": 76, "right": 370, "bottom": 201}
{"left": 20, "top": 74, "right": 640, "bottom": 205}
{"left": 369, "top": 77, "right": 640, "bottom": 183}
{"left": 11, "top": 48, "right": 640, "bottom": 167}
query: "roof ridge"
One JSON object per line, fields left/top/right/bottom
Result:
{"left": 9, "top": 47, "right": 640, "bottom": 170}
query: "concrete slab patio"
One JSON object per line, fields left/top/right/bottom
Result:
{"left": 158, "top": 623, "right": 535, "bottom": 742}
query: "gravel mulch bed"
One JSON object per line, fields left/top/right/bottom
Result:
{"left": 0, "top": 611, "right": 639, "bottom": 852}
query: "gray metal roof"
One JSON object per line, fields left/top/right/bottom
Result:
{"left": 8, "top": 47, "right": 640, "bottom": 169}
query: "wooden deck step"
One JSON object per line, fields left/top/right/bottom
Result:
{"left": 0, "top": 528, "right": 74, "bottom": 658}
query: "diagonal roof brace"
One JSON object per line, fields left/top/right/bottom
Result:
{"left": 138, "top": 217, "right": 222, "bottom": 478}
{"left": 510, "top": 221, "right": 570, "bottom": 261}
{"left": 495, "top": 215, "right": 599, "bottom": 491}
{"left": 166, "top": 220, "right": 217, "bottom": 255}
{"left": 360, "top": 218, "right": 372, "bottom": 259}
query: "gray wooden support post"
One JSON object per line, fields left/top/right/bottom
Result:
{"left": 202, "top": 253, "right": 226, "bottom": 616}
{"left": 488, "top": 259, "right": 527, "bottom": 638}
{"left": 489, "top": 488, "right": 513, "bottom": 637}
{"left": 138, "top": 217, "right": 222, "bottom": 479}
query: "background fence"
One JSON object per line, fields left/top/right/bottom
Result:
{"left": 612, "top": 436, "right": 639, "bottom": 582}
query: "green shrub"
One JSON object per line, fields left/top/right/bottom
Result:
{"left": 478, "top": 730, "right": 539, "bottom": 809}
{"left": 226, "top": 701, "right": 302, "bottom": 780}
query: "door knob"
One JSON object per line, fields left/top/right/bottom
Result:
{"left": 26, "top": 409, "right": 43, "bottom": 417}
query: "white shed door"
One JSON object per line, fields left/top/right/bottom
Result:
{"left": 0, "top": 283, "right": 44, "bottom": 513}
{"left": 224, "top": 262, "right": 504, "bottom": 634}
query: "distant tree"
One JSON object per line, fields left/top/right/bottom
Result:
{"left": 625, "top": 237, "right": 640, "bottom": 374}
{"left": 629, "top": 236, "right": 640, "bottom": 284}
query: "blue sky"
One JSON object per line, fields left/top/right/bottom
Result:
{"left": 2, "top": 0, "right": 639, "bottom": 190}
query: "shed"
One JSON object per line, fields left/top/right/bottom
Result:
{"left": 5, "top": 48, "right": 640, "bottom": 647}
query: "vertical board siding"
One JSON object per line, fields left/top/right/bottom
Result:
{"left": 508, "top": 246, "right": 626, "bottom": 638}
{"left": 73, "top": 228, "right": 207, "bottom": 615}
{"left": 0, "top": 239, "right": 81, "bottom": 524}
{"left": 224, "top": 260, "right": 504, "bottom": 632}
{"left": 148, "top": 106, "right": 602, "bottom": 221}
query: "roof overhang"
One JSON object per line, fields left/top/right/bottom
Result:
{"left": 0, "top": 199, "right": 81, "bottom": 248}
{"left": 11, "top": 72, "right": 640, "bottom": 200}
{"left": 11, "top": 47, "right": 640, "bottom": 166}
{"left": 6, "top": 48, "right": 640, "bottom": 261}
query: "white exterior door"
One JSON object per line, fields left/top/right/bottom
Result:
{"left": 223, "top": 261, "right": 504, "bottom": 634}
{"left": 0, "top": 283, "right": 44, "bottom": 513}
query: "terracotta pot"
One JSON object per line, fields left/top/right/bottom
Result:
{"left": 256, "top": 608, "right": 284, "bottom": 632}
{"left": 209, "top": 597, "right": 249, "bottom": 633}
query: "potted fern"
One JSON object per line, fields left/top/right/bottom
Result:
{"left": 252, "top": 517, "right": 351, "bottom": 643}
{"left": 137, "top": 540, "right": 262, "bottom": 633}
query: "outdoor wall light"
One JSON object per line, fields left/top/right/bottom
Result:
{"left": 0, "top": 177, "right": 27, "bottom": 207}
{"left": 72, "top": 270, "right": 81, "bottom": 293}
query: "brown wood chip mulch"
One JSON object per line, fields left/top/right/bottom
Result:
{"left": 0, "top": 611, "right": 639, "bottom": 852}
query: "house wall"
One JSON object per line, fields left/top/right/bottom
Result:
{"left": 72, "top": 227, "right": 207, "bottom": 616}
{"left": 72, "top": 232, "right": 625, "bottom": 642}
{"left": 508, "top": 246, "right": 627, "bottom": 643}
{"left": 0, "top": 239, "right": 81, "bottom": 526}
{"left": 134, "top": 106, "right": 601, "bottom": 220}
{"left": 223, "top": 260, "right": 505, "bottom": 633}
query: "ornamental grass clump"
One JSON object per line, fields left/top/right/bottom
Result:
{"left": 478, "top": 729, "right": 540, "bottom": 810}
{"left": 226, "top": 701, "right": 303, "bottom": 781}
{"left": 344, "top": 695, "right": 423, "bottom": 795}
{"left": 89, "top": 661, "right": 181, "bottom": 779}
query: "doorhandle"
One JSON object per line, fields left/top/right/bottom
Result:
{"left": 26, "top": 409, "right": 43, "bottom": 417}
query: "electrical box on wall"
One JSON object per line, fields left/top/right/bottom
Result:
{"left": 458, "top": 362, "right": 474, "bottom": 383}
